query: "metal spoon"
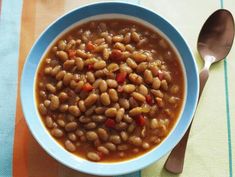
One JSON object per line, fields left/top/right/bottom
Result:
{"left": 164, "top": 9, "right": 235, "bottom": 174}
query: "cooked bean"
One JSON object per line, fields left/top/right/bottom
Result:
{"left": 136, "top": 62, "right": 148, "bottom": 73}
{"left": 97, "top": 128, "right": 108, "bottom": 141}
{"left": 133, "top": 148, "right": 139, "bottom": 153}
{"left": 44, "top": 67, "right": 52, "bottom": 75}
{"left": 39, "top": 103, "right": 47, "bottom": 115}
{"left": 129, "top": 97, "right": 139, "bottom": 108}
{"left": 78, "top": 100, "right": 86, "bottom": 112}
{"left": 75, "top": 129, "right": 84, "bottom": 137}
{"left": 138, "top": 84, "right": 148, "bottom": 96}
{"left": 149, "top": 105, "right": 158, "bottom": 117}
{"left": 75, "top": 57, "right": 84, "bottom": 71}
{"left": 87, "top": 152, "right": 100, "bottom": 161}
{"left": 58, "top": 92, "right": 68, "bottom": 102}
{"left": 123, "top": 114, "right": 133, "bottom": 123}
{"left": 92, "top": 115, "right": 106, "bottom": 123}
{"left": 65, "top": 140, "right": 76, "bottom": 152}
{"left": 86, "top": 131, "right": 98, "bottom": 141}
{"left": 114, "top": 42, "right": 125, "bottom": 51}
{"left": 100, "top": 92, "right": 111, "bottom": 106}
{"left": 99, "top": 80, "right": 108, "bottom": 92}
{"left": 44, "top": 100, "right": 50, "bottom": 108}
{"left": 103, "top": 48, "right": 110, "bottom": 60}
{"left": 144, "top": 70, "right": 153, "bottom": 84}
{"left": 128, "top": 122, "right": 136, "bottom": 133}
{"left": 129, "top": 136, "right": 142, "bottom": 146}
{"left": 129, "top": 107, "right": 142, "bottom": 117}
{"left": 120, "top": 64, "right": 132, "bottom": 74}
{"left": 50, "top": 95, "right": 60, "bottom": 110}
{"left": 107, "top": 63, "right": 119, "bottom": 73}
{"left": 150, "top": 118, "right": 159, "bottom": 129}
{"left": 55, "top": 70, "right": 66, "bottom": 81}
{"left": 51, "top": 128, "right": 64, "bottom": 138}
{"left": 65, "top": 122, "right": 78, "bottom": 132}
{"left": 170, "top": 85, "right": 179, "bottom": 94}
{"left": 117, "top": 144, "right": 129, "bottom": 151}
{"left": 119, "top": 99, "right": 130, "bottom": 110}
{"left": 156, "top": 97, "right": 164, "bottom": 107}
{"left": 95, "top": 107, "right": 106, "bottom": 114}
{"left": 39, "top": 91, "right": 47, "bottom": 99}
{"left": 63, "top": 59, "right": 75, "bottom": 70}
{"left": 142, "top": 142, "right": 150, "bottom": 149}
{"left": 132, "top": 52, "right": 147, "bottom": 63}
{"left": 84, "top": 94, "right": 98, "bottom": 107}
{"left": 168, "top": 96, "right": 179, "bottom": 104}
{"left": 161, "top": 80, "right": 168, "bottom": 90}
{"left": 126, "top": 58, "right": 137, "bottom": 69}
{"left": 63, "top": 73, "right": 73, "bottom": 86}
{"left": 124, "top": 32, "right": 131, "bottom": 43}
{"left": 152, "top": 77, "right": 161, "bottom": 89}
{"left": 108, "top": 89, "right": 118, "bottom": 102}
{"left": 125, "top": 44, "right": 135, "bottom": 52}
{"left": 109, "top": 135, "right": 121, "bottom": 144}
{"left": 129, "top": 73, "right": 143, "bottom": 85}
{"left": 51, "top": 65, "right": 61, "bottom": 76}
{"left": 84, "top": 122, "right": 96, "bottom": 129}
{"left": 56, "top": 81, "right": 63, "bottom": 90}
{"left": 94, "top": 38, "right": 105, "bottom": 45}
{"left": 93, "top": 44, "right": 107, "bottom": 53}
{"left": 116, "top": 108, "right": 125, "bottom": 122}
{"left": 113, "top": 35, "right": 124, "bottom": 42}
{"left": 56, "top": 51, "right": 68, "bottom": 62}
{"left": 68, "top": 133, "right": 77, "bottom": 141}
{"left": 66, "top": 114, "right": 75, "bottom": 122}
{"left": 94, "top": 60, "right": 106, "bottom": 70}
{"left": 68, "top": 106, "right": 81, "bottom": 117}
{"left": 76, "top": 49, "right": 88, "bottom": 58}
{"left": 79, "top": 116, "right": 91, "bottom": 123}
{"left": 45, "top": 116, "right": 54, "bottom": 128}
{"left": 115, "top": 122, "right": 128, "bottom": 130}
{"left": 59, "top": 104, "right": 68, "bottom": 112}
{"left": 58, "top": 40, "right": 66, "bottom": 50}
{"left": 131, "top": 31, "right": 140, "bottom": 42}
{"left": 123, "top": 84, "right": 136, "bottom": 93}
{"left": 105, "top": 142, "right": 117, "bottom": 151}
{"left": 97, "top": 146, "right": 109, "bottom": 155}
{"left": 105, "top": 108, "right": 117, "bottom": 117}
{"left": 86, "top": 72, "right": 95, "bottom": 83}
{"left": 132, "top": 92, "right": 146, "bottom": 102}
{"left": 163, "top": 71, "right": 171, "bottom": 82}
{"left": 106, "top": 79, "right": 118, "bottom": 88}
{"left": 85, "top": 105, "right": 96, "bottom": 116}
{"left": 120, "top": 131, "right": 128, "bottom": 141}
{"left": 151, "top": 89, "right": 164, "bottom": 98}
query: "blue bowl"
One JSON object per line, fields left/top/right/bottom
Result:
{"left": 21, "top": 2, "right": 199, "bottom": 176}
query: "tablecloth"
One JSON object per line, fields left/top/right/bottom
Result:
{"left": 0, "top": 0, "right": 234, "bottom": 177}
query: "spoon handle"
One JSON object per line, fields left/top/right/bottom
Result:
{"left": 164, "top": 67, "right": 210, "bottom": 174}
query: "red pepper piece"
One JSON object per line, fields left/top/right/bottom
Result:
{"left": 68, "top": 50, "right": 76, "bottom": 58}
{"left": 146, "top": 95, "right": 153, "bottom": 105}
{"left": 157, "top": 70, "right": 164, "bottom": 80}
{"left": 86, "top": 41, "right": 95, "bottom": 51}
{"left": 82, "top": 83, "right": 93, "bottom": 92}
{"left": 116, "top": 72, "right": 127, "bottom": 84}
{"left": 87, "top": 64, "right": 94, "bottom": 70}
{"left": 105, "top": 118, "right": 115, "bottom": 128}
{"left": 110, "top": 49, "right": 123, "bottom": 62}
{"left": 136, "top": 115, "right": 146, "bottom": 126}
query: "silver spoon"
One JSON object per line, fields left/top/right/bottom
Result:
{"left": 164, "top": 9, "right": 235, "bottom": 174}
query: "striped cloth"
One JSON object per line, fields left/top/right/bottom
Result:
{"left": 0, "top": 0, "right": 234, "bottom": 177}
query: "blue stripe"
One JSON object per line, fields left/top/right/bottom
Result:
{"left": 116, "top": 0, "right": 141, "bottom": 177}
{"left": 220, "top": 0, "right": 233, "bottom": 176}
{"left": 0, "top": 0, "right": 22, "bottom": 176}
{"left": 224, "top": 59, "right": 233, "bottom": 177}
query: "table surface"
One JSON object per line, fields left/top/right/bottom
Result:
{"left": 0, "top": 0, "right": 235, "bottom": 177}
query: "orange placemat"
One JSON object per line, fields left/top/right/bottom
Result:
{"left": 13, "top": 1, "right": 99, "bottom": 176}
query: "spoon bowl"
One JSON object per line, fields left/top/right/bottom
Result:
{"left": 198, "top": 9, "right": 235, "bottom": 62}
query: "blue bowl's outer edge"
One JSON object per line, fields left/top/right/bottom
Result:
{"left": 20, "top": 2, "right": 199, "bottom": 176}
